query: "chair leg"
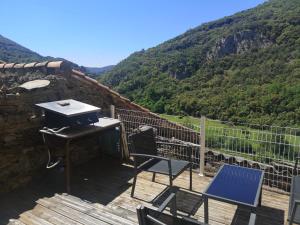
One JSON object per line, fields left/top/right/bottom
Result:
{"left": 131, "top": 173, "right": 137, "bottom": 197}
{"left": 190, "top": 166, "right": 192, "bottom": 190}
{"left": 170, "top": 194, "right": 177, "bottom": 216}
{"left": 152, "top": 173, "right": 156, "bottom": 182}
{"left": 169, "top": 175, "right": 173, "bottom": 187}
{"left": 289, "top": 203, "right": 297, "bottom": 225}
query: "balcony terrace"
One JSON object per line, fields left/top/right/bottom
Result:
{"left": 1, "top": 158, "right": 289, "bottom": 225}
{"left": 0, "top": 61, "right": 298, "bottom": 225}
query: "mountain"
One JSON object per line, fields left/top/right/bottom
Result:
{"left": 0, "top": 34, "right": 78, "bottom": 68}
{"left": 0, "top": 34, "right": 48, "bottom": 63}
{"left": 0, "top": 34, "right": 114, "bottom": 79}
{"left": 84, "top": 65, "right": 115, "bottom": 78}
{"left": 101, "top": 0, "right": 300, "bottom": 126}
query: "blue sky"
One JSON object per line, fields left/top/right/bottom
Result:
{"left": 1, "top": 0, "right": 265, "bottom": 67}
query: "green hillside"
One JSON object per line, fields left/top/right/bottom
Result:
{"left": 101, "top": 0, "right": 300, "bottom": 127}
{"left": 84, "top": 65, "right": 115, "bottom": 78}
{"left": 0, "top": 34, "right": 114, "bottom": 78}
{"left": 0, "top": 34, "right": 48, "bottom": 63}
{"left": 0, "top": 34, "right": 75, "bottom": 65}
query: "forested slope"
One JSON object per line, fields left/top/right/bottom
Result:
{"left": 101, "top": 0, "right": 300, "bottom": 126}
{"left": 0, "top": 34, "right": 46, "bottom": 63}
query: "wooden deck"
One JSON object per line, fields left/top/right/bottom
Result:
{"left": 0, "top": 158, "right": 290, "bottom": 225}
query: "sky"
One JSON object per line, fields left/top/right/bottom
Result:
{"left": 1, "top": 0, "right": 265, "bottom": 67}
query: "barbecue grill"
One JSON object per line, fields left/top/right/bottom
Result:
{"left": 36, "top": 99, "right": 122, "bottom": 193}
{"left": 36, "top": 99, "right": 101, "bottom": 129}
{"left": 36, "top": 99, "right": 102, "bottom": 169}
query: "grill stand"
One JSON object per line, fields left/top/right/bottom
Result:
{"left": 65, "top": 140, "right": 71, "bottom": 193}
{"left": 40, "top": 118, "right": 121, "bottom": 193}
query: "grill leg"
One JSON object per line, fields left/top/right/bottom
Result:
{"left": 97, "top": 136, "right": 103, "bottom": 159}
{"left": 152, "top": 173, "right": 156, "bottom": 182}
{"left": 65, "top": 140, "right": 71, "bottom": 194}
{"left": 119, "top": 125, "right": 122, "bottom": 160}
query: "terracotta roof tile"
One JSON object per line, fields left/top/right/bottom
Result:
{"left": 47, "top": 61, "right": 64, "bottom": 68}
{"left": 71, "top": 69, "right": 85, "bottom": 77}
{"left": 24, "top": 62, "right": 38, "bottom": 68}
{"left": 4, "top": 63, "right": 16, "bottom": 69}
{"left": 0, "top": 60, "right": 72, "bottom": 74}
{"left": 35, "top": 61, "right": 49, "bottom": 67}
{"left": 14, "top": 63, "right": 26, "bottom": 69}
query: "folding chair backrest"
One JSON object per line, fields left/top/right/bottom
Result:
{"left": 129, "top": 126, "right": 158, "bottom": 164}
{"left": 137, "top": 205, "right": 204, "bottom": 225}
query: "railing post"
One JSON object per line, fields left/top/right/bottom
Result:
{"left": 110, "top": 105, "right": 115, "bottom": 119}
{"left": 199, "top": 116, "right": 206, "bottom": 176}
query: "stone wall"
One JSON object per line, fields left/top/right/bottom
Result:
{"left": 0, "top": 62, "right": 145, "bottom": 192}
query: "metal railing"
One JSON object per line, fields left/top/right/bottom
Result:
{"left": 204, "top": 119, "right": 300, "bottom": 192}
{"left": 115, "top": 107, "right": 300, "bottom": 193}
{"left": 116, "top": 108, "right": 201, "bottom": 167}
{"left": 205, "top": 119, "right": 300, "bottom": 164}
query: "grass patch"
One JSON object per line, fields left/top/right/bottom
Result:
{"left": 160, "top": 114, "right": 300, "bottom": 163}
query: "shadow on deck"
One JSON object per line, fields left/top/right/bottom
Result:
{"left": 0, "top": 157, "right": 289, "bottom": 225}
{"left": 0, "top": 157, "right": 133, "bottom": 224}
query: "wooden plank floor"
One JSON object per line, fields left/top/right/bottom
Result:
{"left": 0, "top": 158, "right": 290, "bottom": 225}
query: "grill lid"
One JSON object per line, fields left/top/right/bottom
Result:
{"left": 36, "top": 99, "right": 101, "bottom": 117}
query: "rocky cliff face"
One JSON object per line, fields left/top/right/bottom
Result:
{"left": 207, "top": 30, "right": 273, "bottom": 60}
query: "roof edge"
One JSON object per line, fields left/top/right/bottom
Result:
{"left": 0, "top": 60, "right": 71, "bottom": 72}
{"left": 71, "top": 69, "right": 151, "bottom": 113}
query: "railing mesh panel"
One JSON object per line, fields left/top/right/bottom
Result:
{"left": 116, "top": 108, "right": 300, "bottom": 192}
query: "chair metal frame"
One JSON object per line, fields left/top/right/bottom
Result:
{"left": 129, "top": 126, "right": 193, "bottom": 197}
{"left": 288, "top": 156, "right": 300, "bottom": 225}
{"left": 136, "top": 193, "right": 206, "bottom": 225}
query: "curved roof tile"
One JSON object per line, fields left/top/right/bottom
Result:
{"left": 14, "top": 63, "right": 26, "bottom": 69}
{"left": 47, "top": 61, "right": 64, "bottom": 68}
{"left": 4, "top": 63, "right": 16, "bottom": 69}
{"left": 35, "top": 61, "right": 49, "bottom": 67}
{"left": 24, "top": 62, "right": 37, "bottom": 68}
